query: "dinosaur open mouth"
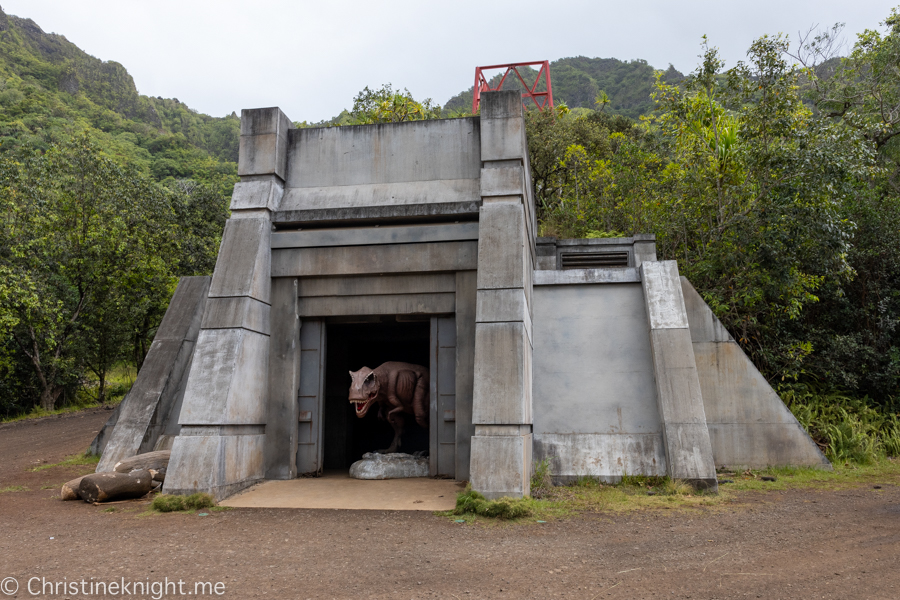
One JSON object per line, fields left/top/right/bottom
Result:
{"left": 351, "top": 399, "right": 370, "bottom": 416}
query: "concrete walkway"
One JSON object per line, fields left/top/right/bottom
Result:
{"left": 220, "top": 472, "right": 462, "bottom": 511}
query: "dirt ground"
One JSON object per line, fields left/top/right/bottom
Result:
{"left": 1, "top": 410, "right": 899, "bottom": 600}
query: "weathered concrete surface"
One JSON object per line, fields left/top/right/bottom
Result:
{"left": 470, "top": 426, "right": 532, "bottom": 499}
{"left": 238, "top": 107, "right": 293, "bottom": 180}
{"left": 231, "top": 179, "right": 284, "bottom": 212}
{"left": 297, "top": 273, "right": 456, "bottom": 298}
{"left": 271, "top": 222, "right": 478, "bottom": 249}
{"left": 281, "top": 180, "right": 481, "bottom": 211}
{"left": 642, "top": 261, "right": 717, "bottom": 490}
{"left": 533, "top": 284, "right": 660, "bottom": 435}
{"left": 533, "top": 433, "right": 666, "bottom": 482}
{"left": 163, "top": 431, "right": 265, "bottom": 500}
{"left": 470, "top": 91, "right": 534, "bottom": 500}
{"left": 208, "top": 218, "right": 272, "bottom": 304}
{"left": 96, "top": 277, "right": 209, "bottom": 473}
{"left": 297, "top": 293, "right": 455, "bottom": 317}
{"left": 220, "top": 473, "right": 460, "bottom": 510}
{"left": 534, "top": 268, "right": 641, "bottom": 285}
{"left": 265, "top": 278, "right": 300, "bottom": 480}
{"left": 274, "top": 201, "right": 481, "bottom": 228}
{"left": 285, "top": 118, "right": 480, "bottom": 192}
{"left": 177, "top": 328, "right": 269, "bottom": 425}
{"left": 681, "top": 278, "right": 830, "bottom": 469}
{"left": 472, "top": 321, "right": 533, "bottom": 424}
{"left": 454, "top": 271, "right": 477, "bottom": 481}
{"left": 272, "top": 241, "right": 478, "bottom": 277}
{"left": 349, "top": 452, "right": 430, "bottom": 479}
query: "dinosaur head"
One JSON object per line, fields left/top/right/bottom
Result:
{"left": 349, "top": 367, "right": 379, "bottom": 418}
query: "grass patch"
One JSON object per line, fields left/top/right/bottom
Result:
{"left": 31, "top": 453, "right": 100, "bottom": 472}
{"left": 453, "top": 489, "right": 536, "bottom": 519}
{"left": 150, "top": 492, "right": 216, "bottom": 513}
{"left": 0, "top": 485, "right": 28, "bottom": 493}
{"left": 442, "top": 459, "right": 900, "bottom": 524}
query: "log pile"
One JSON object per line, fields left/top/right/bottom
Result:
{"left": 61, "top": 450, "right": 170, "bottom": 503}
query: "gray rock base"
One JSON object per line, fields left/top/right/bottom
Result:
{"left": 349, "top": 453, "right": 430, "bottom": 480}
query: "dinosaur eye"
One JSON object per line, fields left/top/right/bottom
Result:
{"left": 364, "top": 373, "right": 374, "bottom": 383}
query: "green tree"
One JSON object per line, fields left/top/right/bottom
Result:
{"left": 0, "top": 136, "right": 178, "bottom": 409}
{"left": 350, "top": 84, "right": 440, "bottom": 124}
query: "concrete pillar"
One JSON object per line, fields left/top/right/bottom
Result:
{"left": 470, "top": 91, "right": 535, "bottom": 499}
{"left": 165, "top": 108, "right": 293, "bottom": 500}
{"left": 641, "top": 261, "right": 718, "bottom": 491}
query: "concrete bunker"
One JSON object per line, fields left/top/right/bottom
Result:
{"left": 94, "top": 90, "right": 831, "bottom": 503}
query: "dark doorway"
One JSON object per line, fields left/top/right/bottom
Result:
{"left": 323, "top": 320, "right": 430, "bottom": 469}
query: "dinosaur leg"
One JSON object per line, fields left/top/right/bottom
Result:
{"left": 378, "top": 406, "right": 406, "bottom": 454}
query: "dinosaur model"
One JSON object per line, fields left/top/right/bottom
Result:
{"left": 348, "top": 361, "right": 429, "bottom": 453}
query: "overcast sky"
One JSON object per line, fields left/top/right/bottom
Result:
{"left": 1, "top": 1, "right": 893, "bottom": 122}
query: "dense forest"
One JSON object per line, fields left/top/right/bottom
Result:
{"left": 2, "top": 6, "right": 900, "bottom": 462}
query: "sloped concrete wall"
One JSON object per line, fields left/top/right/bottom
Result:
{"left": 681, "top": 278, "right": 831, "bottom": 469}
{"left": 96, "top": 276, "right": 210, "bottom": 472}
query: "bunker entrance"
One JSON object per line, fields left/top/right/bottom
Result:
{"left": 323, "top": 320, "right": 431, "bottom": 470}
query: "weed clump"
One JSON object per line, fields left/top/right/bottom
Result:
{"left": 453, "top": 489, "right": 534, "bottom": 519}
{"left": 151, "top": 492, "right": 215, "bottom": 512}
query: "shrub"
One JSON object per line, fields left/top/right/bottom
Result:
{"left": 453, "top": 490, "right": 534, "bottom": 519}
{"left": 151, "top": 494, "right": 185, "bottom": 512}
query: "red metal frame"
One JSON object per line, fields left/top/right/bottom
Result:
{"left": 472, "top": 61, "right": 554, "bottom": 113}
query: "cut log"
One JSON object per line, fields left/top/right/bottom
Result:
{"left": 150, "top": 467, "right": 166, "bottom": 482}
{"left": 61, "top": 476, "right": 86, "bottom": 501}
{"left": 113, "top": 450, "right": 170, "bottom": 474}
{"left": 79, "top": 469, "right": 154, "bottom": 503}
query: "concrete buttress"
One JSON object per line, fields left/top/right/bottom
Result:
{"left": 164, "top": 108, "right": 293, "bottom": 500}
{"left": 470, "top": 91, "right": 534, "bottom": 499}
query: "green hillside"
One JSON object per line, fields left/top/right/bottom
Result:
{"left": 0, "top": 7, "right": 239, "bottom": 195}
{"left": 442, "top": 57, "right": 684, "bottom": 119}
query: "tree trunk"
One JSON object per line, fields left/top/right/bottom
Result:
{"left": 113, "top": 450, "right": 170, "bottom": 473}
{"left": 78, "top": 470, "right": 153, "bottom": 503}
{"left": 61, "top": 476, "right": 86, "bottom": 501}
{"left": 39, "top": 386, "right": 63, "bottom": 412}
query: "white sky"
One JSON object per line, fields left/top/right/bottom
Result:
{"left": 1, "top": 0, "right": 893, "bottom": 122}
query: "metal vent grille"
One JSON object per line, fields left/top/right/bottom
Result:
{"left": 560, "top": 251, "right": 629, "bottom": 269}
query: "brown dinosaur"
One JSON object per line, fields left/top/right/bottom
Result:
{"left": 348, "top": 361, "right": 429, "bottom": 454}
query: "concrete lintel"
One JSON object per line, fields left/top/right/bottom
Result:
{"left": 297, "top": 273, "right": 456, "bottom": 298}
{"left": 534, "top": 268, "right": 641, "bottom": 286}
{"left": 271, "top": 222, "right": 478, "bottom": 249}
{"left": 272, "top": 241, "right": 478, "bottom": 277}
{"left": 280, "top": 179, "right": 481, "bottom": 211}
{"left": 274, "top": 200, "right": 482, "bottom": 228}
{"left": 298, "top": 293, "right": 456, "bottom": 317}
{"left": 201, "top": 296, "right": 271, "bottom": 336}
